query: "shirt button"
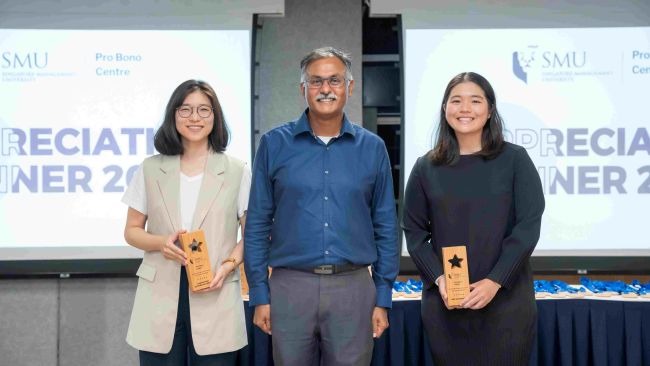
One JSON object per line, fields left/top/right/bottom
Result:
{"left": 324, "top": 170, "right": 329, "bottom": 174}
{"left": 324, "top": 223, "right": 329, "bottom": 227}
{"left": 325, "top": 250, "right": 330, "bottom": 255}
{"left": 324, "top": 196, "right": 328, "bottom": 200}
{"left": 326, "top": 147, "right": 330, "bottom": 151}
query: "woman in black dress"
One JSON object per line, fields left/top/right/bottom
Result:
{"left": 402, "top": 72, "right": 545, "bottom": 365}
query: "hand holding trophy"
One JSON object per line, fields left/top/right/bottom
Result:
{"left": 442, "top": 246, "right": 470, "bottom": 308}
{"left": 179, "top": 230, "right": 214, "bottom": 292}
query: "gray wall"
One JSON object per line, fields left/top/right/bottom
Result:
{"left": 371, "top": 0, "right": 650, "bottom": 28}
{"left": 0, "top": 0, "right": 283, "bottom": 29}
{"left": 0, "top": 278, "right": 139, "bottom": 366}
{"left": 0, "top": 279, "right": 59, "bottom": 366}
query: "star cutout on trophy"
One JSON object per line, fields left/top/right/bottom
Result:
{"left": 448, "top": 254, "right": 463, "bottom": 268}
{"left": 189, "top": 239, "right": 203, "bottom": 252}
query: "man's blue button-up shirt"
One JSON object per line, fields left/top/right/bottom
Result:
{"left": 244, "top": 110, "right": 399, "bottom": 308}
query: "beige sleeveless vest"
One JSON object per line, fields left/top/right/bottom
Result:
{"left": 126, "top": 152, "right": 247, "bottom": 355}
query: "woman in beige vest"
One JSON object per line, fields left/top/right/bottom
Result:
{"left": 122, "top": 80, "right": 249, "bottom": 365}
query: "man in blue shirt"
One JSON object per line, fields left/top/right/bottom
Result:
{"left": 245, "top": 47, "right": 399, "bottom": 366}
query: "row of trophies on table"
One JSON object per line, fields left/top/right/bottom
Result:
{"left": 390, "top": 278, "right": 650, "bottom": 299}
{"left": 534, "top": 278, "right": 650, "bottom": 298}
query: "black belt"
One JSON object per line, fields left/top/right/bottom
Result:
{"left": 283, "top": 263, "right": 368, "bottom": 275}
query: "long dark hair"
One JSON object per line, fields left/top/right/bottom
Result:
{"left": 154, "top": 79, "right": 230, "bottom": 155}
{"left": 429, "top": 72, "right": 504, "bottom": 165}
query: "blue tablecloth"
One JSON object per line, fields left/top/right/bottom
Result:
{"left": 238, "top": 299, "right": 650, "bottom": 366}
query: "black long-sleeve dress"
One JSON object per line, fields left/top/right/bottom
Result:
{"left": 402, "top": 142, "right": 545, "bottom": 365}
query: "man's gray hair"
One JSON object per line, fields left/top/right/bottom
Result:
{"left": 300, "top": 47, "right": 354, "bottom": 83}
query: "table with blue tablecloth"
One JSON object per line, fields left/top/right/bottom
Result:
{"left": 237, "top": 297, "right": 650, "bottom": 366}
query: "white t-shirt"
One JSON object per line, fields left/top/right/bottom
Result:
{"left": 318, "top": 136, "right": 334, "bottom": 144}
{"left": 179, "top": 172, "right": 203, "bottom": 231}
{"left": 122, "top": 162, "right": 251, "bottom": 230}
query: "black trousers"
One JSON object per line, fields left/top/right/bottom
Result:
{"left": 139, "top": 267, "right": 237, "bottom": 366}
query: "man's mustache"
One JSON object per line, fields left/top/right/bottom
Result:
{"left": 316, "top": 93, "right": 337, "bottom": 101}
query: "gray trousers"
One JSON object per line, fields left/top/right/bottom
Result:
{"left": 269, "top": 267, "right": 376, "bottom": 366}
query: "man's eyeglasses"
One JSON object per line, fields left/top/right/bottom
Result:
{"left": 304, "top": 76, "right": 346, "bottom": 89}
{"left": 176, "top": 105, "right": 213, "bottom": 118}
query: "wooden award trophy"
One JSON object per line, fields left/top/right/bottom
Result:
{"left": 442, "top": 246, "right": 470, "bottom": 307}
{"left": 179, "top": 230, "right": 213, "bottom": 292}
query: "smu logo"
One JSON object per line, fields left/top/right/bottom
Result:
{"left": 1, "top": 52, "right": 49, "bottom": 69}
{"left": 512, "top": 49, "right": 536, "bottom": 84}
{"left": 513, "top": 46, "right": 588, "bottom": 84}
{"left": 541, "top": 51, "right": 586, "bottom": 69}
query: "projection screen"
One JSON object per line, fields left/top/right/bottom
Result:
{"left": 403, "top": 26, "right": 650, "bottom": 256}
{"left": 0, "top": 29, "right": 251, "bottom": 261}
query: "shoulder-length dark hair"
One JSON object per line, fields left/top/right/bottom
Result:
{"left": 154, "top": 79, "right": 230, "bottom": 155}
{"left": 429, "top": 72, "right": 504, "bottom": 165}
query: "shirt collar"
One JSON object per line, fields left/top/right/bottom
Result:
{"left": 291, "top": 109, "right": 356, "bottom": 138}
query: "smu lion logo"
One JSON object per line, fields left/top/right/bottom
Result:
{"left": 512, "top": 50, "right": 535, "bottom": 84}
